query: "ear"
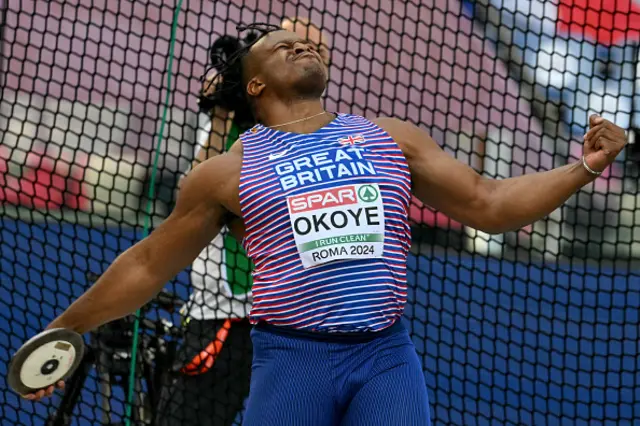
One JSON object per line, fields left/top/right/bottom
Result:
{"left": 246, "top": 76, "right": 265, "bottom": 97}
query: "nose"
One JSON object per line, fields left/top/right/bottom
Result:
{"left": 293, "top": 43, "right": 310, "bottom": 55}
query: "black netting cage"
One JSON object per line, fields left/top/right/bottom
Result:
{"left": 1, "top": 0, "right": 639, "bottom": 425}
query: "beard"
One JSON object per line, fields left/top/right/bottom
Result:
{"left": 289, "top": 60, "right": 327, "bottom": 100}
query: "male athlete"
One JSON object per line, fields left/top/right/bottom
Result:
{"left": 156, "top": 18, "right": 331, "bottom": 426}
{"left": 22, "top": 25, "right": 627, "bottom": 426}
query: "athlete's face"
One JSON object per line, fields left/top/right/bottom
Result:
{"left": 244, "top": 30, "right": 328, "bottom": 101}
{"left": 280, "top": 19, "right": 331, "bottom": 68}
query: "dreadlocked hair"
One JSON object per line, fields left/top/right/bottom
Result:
{"left": 199, "top": 23, "right": 281, "bottom": 130}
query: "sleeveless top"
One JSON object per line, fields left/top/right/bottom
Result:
{"left": 238, "top": 113, "right": 411, "bottom": 333}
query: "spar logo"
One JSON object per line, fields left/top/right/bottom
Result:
{"left": 357, "top": 185, "right": 378, "bottom": 202}
{"left": 288, "top": 185, "right": 379, "bottom": 213}
{"left": 287, "top": 184, "right": 382, "bottom": 237}
{"left": 288, "top": 186, "right": 358, "bottom": 213}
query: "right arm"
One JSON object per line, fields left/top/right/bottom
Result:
{"left": 47, "top": 156, "right": 231, "bottom": 334}
{"left": 375, "top": 116, "right": 625, "bottom": 234}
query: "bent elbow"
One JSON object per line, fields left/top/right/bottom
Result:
{"left": 469, "top": 219, "right": 507, "bottom": 235}
{"left": 463, "top": 192, "right": 504, "bottom": 234}
{"left": 468, "top": 202, "right": 521, "bottom": 235}
{"left": 471, "top": 213, "right": 531, "bottom": 235}
{"left": 474, "top": 223, "right": 510, "bottom": 235}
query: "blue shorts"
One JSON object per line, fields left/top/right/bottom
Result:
{"left": 243, "top": 320, "right": 432, "bottom": 426}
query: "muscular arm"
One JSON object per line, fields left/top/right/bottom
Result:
{"left": 375, "top": 117, "right": 596, "bottom": 234}
{"left": 47, "top": 156, "right": 233, "bottom": 333}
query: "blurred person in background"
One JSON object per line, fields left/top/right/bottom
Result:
{"left": 154, "top": 16, "right": 331, "bottom": 426}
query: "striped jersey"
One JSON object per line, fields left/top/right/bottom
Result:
{"left": 239, "top": 113, "right": 411, "bottom": 333}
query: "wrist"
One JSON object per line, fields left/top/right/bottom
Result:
{"left": 45, "top": 317, "right": 70, "bottom": 332}
{"left": 47, "top": 310, "right": 91, "bottom": 334}
{"left": 581, "top": 155, "right": 603, "bottom": 177}
{"left": 574, "top": 158, "right": 598, "bottom": 185}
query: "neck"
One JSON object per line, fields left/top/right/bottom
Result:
{"left": 258, "top": 98, "right": 331, "bottom": 132}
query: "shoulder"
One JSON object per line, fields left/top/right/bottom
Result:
{"left": 183, "top": 148, "right": 242, "bottom": 197}
{"left": 227, "top": 137, "right": 244, "bottom": 155}
{"left": 371, "top": 117, "right": 406, "bottom": 134}
{"left": 371, "top": 117, "right": 439, "bottom": 160}
{"left": 371, "top": 116, "right": 420, "bottom": 140}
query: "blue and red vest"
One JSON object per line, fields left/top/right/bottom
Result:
{"left": 239, "top": 113, "right": 412, "bottom": 333}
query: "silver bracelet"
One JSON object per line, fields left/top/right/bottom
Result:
{"left": 582, "top": 155, "right": 602, "bottom": 176}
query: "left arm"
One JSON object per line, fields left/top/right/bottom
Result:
{"left": 374, "top": 116, "right": 627, "bottom": 234}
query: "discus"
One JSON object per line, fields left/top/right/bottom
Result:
{"left": 8, "top": 328, "right": 84, "bottom": 395}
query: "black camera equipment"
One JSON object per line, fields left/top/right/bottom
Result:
{"left": 44, "top": 272, "right": 184, "bottom": 426}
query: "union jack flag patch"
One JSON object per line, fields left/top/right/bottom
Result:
{"left": 338, "top": 134, "right": 366, "bottom": 145}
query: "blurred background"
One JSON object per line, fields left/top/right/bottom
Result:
{"left": 1, "top": 0, "right": 639, "bottom": 425}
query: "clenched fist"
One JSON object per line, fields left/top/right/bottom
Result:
{"left": 583, "top": 114, "right": 628, "bottom": 174}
